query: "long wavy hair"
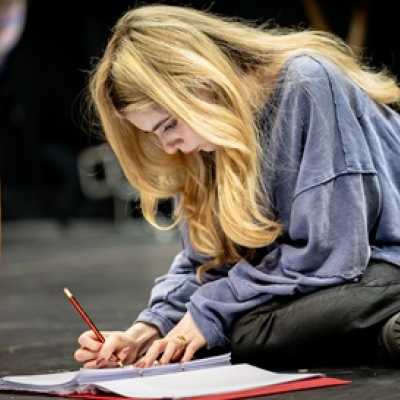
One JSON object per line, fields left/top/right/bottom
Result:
{"left": 89, "top": 4, "right": 400, "bottom": 280}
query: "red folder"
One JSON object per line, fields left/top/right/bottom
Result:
{"left": 65, "top": 376, "right": 350, "bottom": 399}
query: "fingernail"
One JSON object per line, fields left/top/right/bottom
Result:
{"left": 135, "top": 359, "right": 145, "bottom": 368}
{"left": 98, "top": 357, "right": 110, "bottom": 367}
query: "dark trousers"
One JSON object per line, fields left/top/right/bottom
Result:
{"left": 231, "top": 260, "right": 400, "bottom": 369}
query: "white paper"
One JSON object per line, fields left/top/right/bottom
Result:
{"left": 93, "top": 364, "right": 323, "bottom": 399}
{"left": 1, "top": 371, "right": 77, "bottom": 386}
{"left": 0, "top": 353, "right": 231, "bottom": 392}
{"left": 0, "top": 355, "right": 323, "bottom": 399}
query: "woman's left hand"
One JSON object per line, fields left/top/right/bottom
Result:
{"left": 135, "top": 312, "right": 206, "bottom": 367}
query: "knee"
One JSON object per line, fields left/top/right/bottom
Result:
{"left": 230, "top": 302, "right": 310, "bottom": 368}
{"left": 231, "top": 308, "right": 278, "bottom": 364}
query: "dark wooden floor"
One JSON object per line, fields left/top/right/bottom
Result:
{"left": 1, "top": 220, "right": 399, "bottom": 400}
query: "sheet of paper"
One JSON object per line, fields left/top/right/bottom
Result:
{"left": 0, "top": 353, "right": 232, "bottom": 392}
{"left": 77, "top": 353, "right": 231, "bottom": 383}
{"left": 1, "top": 371, "right": 77, "bottom": 386}
{"left": 92, "top": 364, "right": 323, "bottom": 399}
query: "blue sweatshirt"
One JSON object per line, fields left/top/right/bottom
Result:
{"left": 135, "top": 54, "right": 400, "bottom": 349}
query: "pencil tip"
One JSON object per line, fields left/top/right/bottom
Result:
{"left": 64, "top": 288, "right": 72, "bottom": 298}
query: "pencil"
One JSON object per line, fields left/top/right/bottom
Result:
{"left": 64, "top": 287, "right": 124, "bottom": 368}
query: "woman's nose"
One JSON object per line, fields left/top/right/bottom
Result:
{"left": 163, "top": 137, "right": 184, "bottom": 154}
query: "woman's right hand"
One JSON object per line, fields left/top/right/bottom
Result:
{"left": 74, "top": 322, "right": 161, "bottom": 368}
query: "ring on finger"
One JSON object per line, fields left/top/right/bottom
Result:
{"left": 176, "top": 335, "right": 188, "bottom": 345}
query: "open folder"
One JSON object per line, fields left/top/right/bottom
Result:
{"left": 0, "top": 353, "right": 350, "bottom": 399}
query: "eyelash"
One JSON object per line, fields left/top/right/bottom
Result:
{"left": 163, "top": 119, "right": 177, "bottom": 133}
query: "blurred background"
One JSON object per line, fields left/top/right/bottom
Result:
{"left": 0, "top": 0, "right": 400, "bottom": 380}
{"left": 1, "top": 0, "right": 399, "bottom": 225}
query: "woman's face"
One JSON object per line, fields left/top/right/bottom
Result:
{"left": 123, "top": 106, "right": 217, "bottom": 155}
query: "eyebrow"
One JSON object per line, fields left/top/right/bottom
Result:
{"left": 150, "top": 116, "right": 170, "bottom": 133}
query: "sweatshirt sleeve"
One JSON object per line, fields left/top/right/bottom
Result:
{"left": 134, "top": 221, "right": 208, "bottom": 336}
{"left": 187, "top": 54, "right": 381, "bottom": 349}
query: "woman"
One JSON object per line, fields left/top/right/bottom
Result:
{"left": 74, "top": 4, "right": 400, "bottom": 369}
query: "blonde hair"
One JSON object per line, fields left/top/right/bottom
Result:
{"left": 89, "top": 4, "right": 400, "bottom": 280}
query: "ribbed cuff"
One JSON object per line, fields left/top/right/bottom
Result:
{"left": 134, "top": 308, "right": 175, "bottom": 337}
{"left": 187, "top": 300, "right": 229, "bottom": 349}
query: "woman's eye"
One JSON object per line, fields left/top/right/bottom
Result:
{"left": 163, "top": 119, "right": 177, "bottom": 133}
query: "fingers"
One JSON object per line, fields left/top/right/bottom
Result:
{"left": 160, "top": 341, "right": 178, "bottom": 365}
{"left": 135, "top": 311, "right": 207, "bottom": 366}
{"left": 116, "top": 346, "right": 135, "bottom": 364}
{"left": 97, "top": 334, "right": 123, "bottom": 361}
{"left": 171, "top": 347, "right": 185, "bottom": 362}
{"left": 139, "top": 339, "right": 168, "bottom": 368}
{"left": 83, "top": 359, "right": 99, "bottom": 368}
{"left": 75, "top": 328, "right": 159, "bottom": 369}
{"left": 77, "top": 331, "right": 126, "bottom": 368}
{"left": 75, "top": 348, "right": 121, "bottom": 368}
{"left": 83, "top": 358, "right": 120, "bottom": 369}
{"left": 181, "top": 342, "right": 199, "bottom": 363}
{"left": 138, "top": 337, "right": 194, "bottom": 367}
{"left": 78, "top": 330, "right": 102, "bottom": 352}
{"left": 74, "top": 348, "right": 97, "bottom": 363}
